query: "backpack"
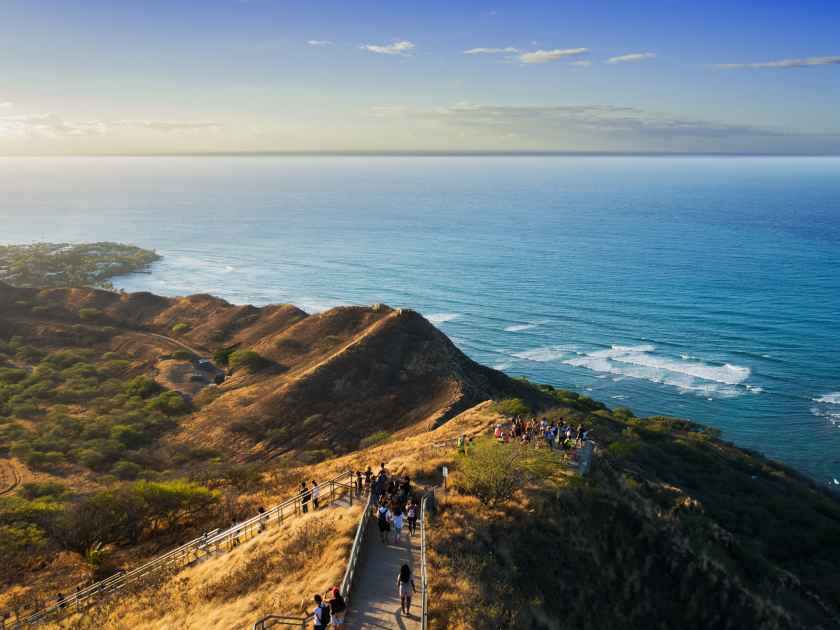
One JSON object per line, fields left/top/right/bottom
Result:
{"left": 319, "top": 603, "right": 331, "bottom": 625}
{"left": 331, "top": 595, "right": 346, "bottom": 613}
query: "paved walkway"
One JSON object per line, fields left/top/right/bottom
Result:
{"left": 348, "top": 515, "right": 422, "bottom": 629}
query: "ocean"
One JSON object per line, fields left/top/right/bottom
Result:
{"left": 2, "top": 155, "right": 839, "bottom": 485}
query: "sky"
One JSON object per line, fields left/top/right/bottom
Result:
{"left": 1, "top": 0, "right": 840, "bottom": 155}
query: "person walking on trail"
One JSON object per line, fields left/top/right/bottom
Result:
{"left": 406, "top": 499, "right": 418, "bottom": 536}
{"left": 397, "top": 564, "right": 417, "bottom": 616}
{"left": 372, "top": 472, "right": 386, "bottom": 505}
{"left": 364, "top": 466, "right": 373, "bottom": 491}
{"left": 301, "top": 481, "right": 311, "bottom": 514}
{"left": 313, "top": 594, "right": 330, "bottom": 630}
{"left": 326, "top": 586, "right": 346, "bottom": 626}
{"left": 311, "top": 480, "right": 321, "bottom": 510}
{"left": 391, "top": 505, "right": 404, "bottom": 544}
{"left": 377, "top": 503, "right": 390, "bottom": 543}
{"left": 355, "top": 471, "right": 363, "bottom": 497}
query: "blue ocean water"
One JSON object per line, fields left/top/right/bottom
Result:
{"left": 2, "top": 156, "right": 839, "bottom": 484}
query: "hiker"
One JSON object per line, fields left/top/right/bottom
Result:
{"left": 301, "top": 481, "right": 311, "bottom": 514}
{"left": 372, "top": 473, "right": 386, "bottom": 505}
{"left": 56, "top": 593, "right": 66, "bottom": 610}
{"left": 355, "top": 471, "right": 363, "bottom": 496}
{"left": 457, "top": 433, "right": 466, "bottom": 454}
{"left": 406, "top": 499, "right": 418, "bottom": 536}
{"left": 313, "top": 594, "right": 330, "bottom": 630}
{"left": 257, "top": 506, "right": 267, "bottom": 532}
{"left": 230, "top": 520, "right": 241, "bottom": 547}
{"left": 364, "top": 466, "right": 373, "bottom": 491}
{"left": 377, "top": 503, "right": 390, "bottom": 543}
{"left": 326, "top": 586, "right": 346, "bottom": 626}
{"left": 312, "top": 481, "right": 321, "bottom": 510}
{"left": 392, "top": 504, "right": 404, "bottom": 544}
{"left": 396, "top": 564, "right": 417, "bottom": 616}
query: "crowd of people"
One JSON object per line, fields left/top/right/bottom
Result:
{"left": 495, "top": 416, "right": 588, "bottom": 450}
{"left": 308, "top": 462, "right": 420, "bottom": 628}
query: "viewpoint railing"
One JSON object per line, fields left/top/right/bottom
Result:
{"left": 14, "top": 470, "right": 356, "bottom": 628}
{"left": 252, "top": 489, "right": 372, "bottom": 630}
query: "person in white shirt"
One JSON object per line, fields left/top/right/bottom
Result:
{"left": 313, "top": 594, "right": 328, "bottom": 629}
{"left": 311, "top": 480, "right": 320, "bottom": 510}
{"left": 391, "top": 506, "right": 404, "bottom": 544}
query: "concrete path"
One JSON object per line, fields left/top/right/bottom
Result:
{"left": 348, "top": 515, "right": 422, "bottom": 629}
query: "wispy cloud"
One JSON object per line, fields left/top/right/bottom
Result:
{"left": 306, "top": 40, "right": 333, "bottom": 47}
{"left": 607, "top": 52, "right": 656, "bottom": 64}
{"left": 375, "top": 102, "right": 799, "bottom": 143}
{"left": 717, "top": 55, "right": 840, "bottom": 69}
{"left": 0, "top": 114, "right": 221, "bottom": 139}
{"left": 463, "top": 47, "right": 519, "bottom": 55}
{"left": 518, "top": 48, "right": 588, "bottom": 64}
{"left": 361, "top": 40, "right": 415, "bottom": 55}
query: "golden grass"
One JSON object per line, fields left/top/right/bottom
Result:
{"left": 45, "top": 503, "right": 361, "bottom": 630}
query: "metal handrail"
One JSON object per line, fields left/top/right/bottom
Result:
{"left": 253, "top": 489, "right": 372, "bottom": 630}
{"left": 14, "top": 470, "right": 355, "bottom": 628}
{"left": 340, "top": 491, "right": 372, "bottom": 602}
{"left": 420, "top": 492, "right": 431, "bottom": 630}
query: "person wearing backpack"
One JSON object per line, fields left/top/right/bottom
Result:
{"left": 377, "top": 503, "right": 390, "bottom": 543}
{"left": 313, "top": 594, "right": 330, "bottom": 629}
{"left": 326, "top": 586, "right": 346, "bottom": 626}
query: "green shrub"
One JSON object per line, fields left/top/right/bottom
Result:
{"left": 112, "top": 460, "right": 143, "bottom": 480}
{"left": 144, "top": 391, "right": 190, "bottom": 416}
{"left": 213, "top": 346, "right": 236, "bottom": 366}
{"left": 458, "top": 437, "right": 554, "bottom": 507}
{"left": 124, "top": 376, "right": 162, "bottom": 398}
{"left": 171, "top": 349, "right": 194, "bottom": 361}
{"left": 171, "top": 323, "right": 190, "bottom": 334}
{"left": 228, "top": 349, "right": 268, "bottom": 373}
{"left": 359, "top": 430, "right": 390, "bottom": 449}
{"left": 492, "top": 398, "right": 531, "bottom": 417}
{"left": 78, "top": 308, "right": 103, "bottom": 321}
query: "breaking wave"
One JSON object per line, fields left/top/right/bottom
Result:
{"left": 563, "top": 344, "right": 753, "bottom": 398}
{"left": 425, "top": 312, "right": 461, "bottom": 324}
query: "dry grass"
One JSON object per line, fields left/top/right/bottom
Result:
{"left": 45, "top": 503, "right": 361, "bottom": 630}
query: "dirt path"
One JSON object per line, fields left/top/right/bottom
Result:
{"left": 348, "top": 517, "right": 422, "bottom": 630}
{"left": 144, "top": 332, "right": 206, "bottom": 357}
{"left": 0, "top": 459, "right": 21, "bottom": 496}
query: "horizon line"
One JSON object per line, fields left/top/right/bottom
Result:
{"left": 2, "top": 150, "right": 840, "bottom": 158}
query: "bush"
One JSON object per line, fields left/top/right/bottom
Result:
{"left": 359, "top": 431, "right": 390, "bottom": 449}
{"left": 171, "top": 349, "right": 194, "bottom": 361}
{"left": 213, "top": 346, "right": 237, "bottom": 366}
{"left": 145, "top": 391, "right": 190, "bottom": 416}
{"left": 171, "top": 323, "right": 190, "bottom": 334}
{"left": 124, "top": 376, "right": 162, "bottom": 398}
{"left": 228, "top": 349, "right": 268, "bottom": 373}
{"left": 78, "top": 308, "right": 103, "bottom": 321}
{"left": 492, "top": 398, "right": 531, "bottom": 417}
{"left": 458, "top": 437, "right": 554, "bottom": 507}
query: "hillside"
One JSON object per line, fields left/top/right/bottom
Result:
{"left": 0, "top": 281, "right": 539, "bottom": 614}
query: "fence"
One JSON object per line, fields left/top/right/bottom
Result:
{"left": 252, "top": 490, "right": 372, "bottom": 630}
{"left": 14, "top": 470, "right": 356, "bottom": 628}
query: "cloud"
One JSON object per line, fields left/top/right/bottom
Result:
{"left": 0, "top": 102, "right": 12, "bottom": 110}
{"left": 361, "top": 40, "right": 415, "bottom": 55}
{"left": 463, "top": 47, "right": 519, "bottom": 55}
{"left": 307, "top": 40, "right": 333, "bottom": 47}
{"left": 0, "top": 114, "right": 221, "bottom": 139}
{"left": 717, "top": 55, "right": 840, "bottom": 69}
{"left": 394, "top": 102, "right": 798, "bottom": 143}
{"left": 518, "top": 48, "right": 588, "bottom": 64}
{"left": 606, "top": 52, "right": 656, "bottom": 64}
